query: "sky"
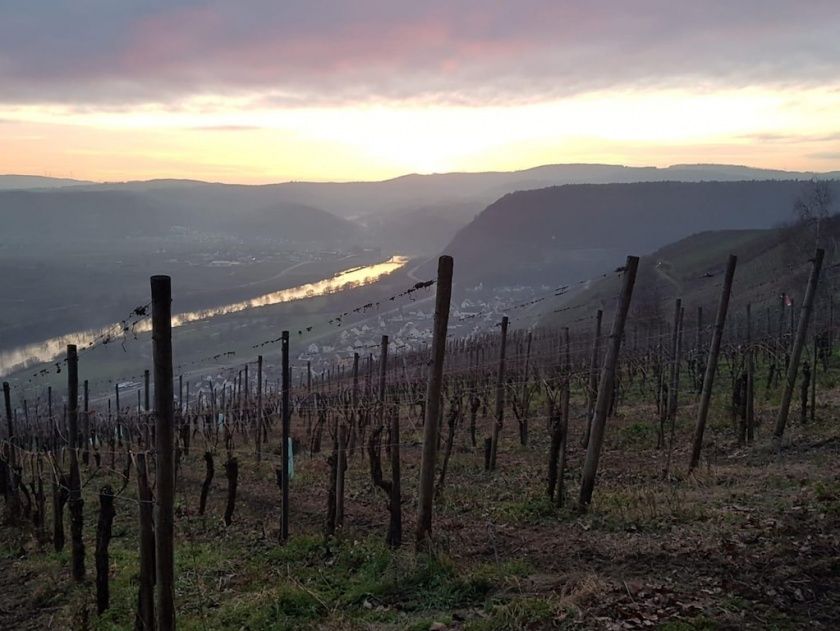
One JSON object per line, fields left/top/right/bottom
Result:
{"left": 1, "top": 1, "right": 840, "bottom": 183}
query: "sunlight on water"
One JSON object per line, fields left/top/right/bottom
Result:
{"left": 0, "top": 255, "right": 408, "bottom": 377}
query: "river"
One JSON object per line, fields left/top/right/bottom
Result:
{"left": 0, "top": 255, "right": 408, "bottom": 377}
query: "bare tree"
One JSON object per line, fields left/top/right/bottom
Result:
{"left": 794, "top": 179, "right": 834, "bottom": 249}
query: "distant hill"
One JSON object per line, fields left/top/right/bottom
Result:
{"left": 0, "top": 189, "right": 360, "bottom": 244}
{"left": 76, "top": 162, "right": 840, "bottom": 222}
{"left": 0, "top": 174, "right": 95, "bottom": 190}
{"left": 6, "top": 164, "right": 840, "bottom": 256}
{"left": 443, "top": 180, "right": 840, "bottom": 286}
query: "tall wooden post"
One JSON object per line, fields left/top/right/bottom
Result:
{"left": 689, "top": 255, "right": 737, "bottom": 470}
{"left": 281, "top": 330, "right": 290, "bottom": 541}
{"left": 664, "top": 302, "right": 683, "bottom": 478}
{"left": 67, "top": 344, "right": 85, "bottom": 580}
{"left": 143, "top": 368, "right": 151, "bottom": 447}
{"left": 489, "top": 316, "right": 509, "bottom": 471}
{"left": 256, "top": 355, "right": 263, "bottom": 462}
{"left": 667, "top": 300, "right": 683, "bottom": 422}
{"left": 579, "top": 255, "right": 639, "bottom": 505}
{"left": 3, "top": 381, "right": 17, "bottom": 506}
{"left": 3, "top": 381, "right": 12, "bottom": 447}
{"left": 774, "top": 249, "right": 825, "bottom": 438}
{"left": 416, "top": 255, "right": 453, "bottom": 547}
{"left": 83, "top": 379, "right": 90, "bottom": 460}
{"left": 582, "top": 310, "right": 603, "bottom": 448}
{"left": 745, "top": 303, "right": 755, "bottom": 444}
{"left": 136, "top": 452, "right": 155, "bottom": 630}
{"left": 388, "top": 368, "right": 402, "bottom": 547}
{"left": 114, "top": 383, "right": 121, "bottom": 445}
{"left": 151, "top": 275, "right": 175, "bottom": 631}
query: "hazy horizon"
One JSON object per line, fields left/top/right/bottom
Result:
{"left": 4, "top": 159, "right": 840, "bottom": 188}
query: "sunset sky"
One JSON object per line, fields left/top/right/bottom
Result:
{"left": 2, "top": 1, "right": 839, "bottom": 183}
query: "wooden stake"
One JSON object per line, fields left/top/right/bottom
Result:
{"left": 488, "top": 316, "right": 508, "bottom": 471}
{"left": 416, "top": 255, "right": 453, "bottom": 547}
{"left": 774, "top": 249, "right": 825, "bottom": 438}
{"left": 689, "top": 255, "right": 737, "bottom": 470}
{"left": 67, "top": 344, "right": 85, "bottom": 580}
{"left": 280, "top": 330, "right": 290, "bottom": 542}
{"left": 582, "top": 310, "right": 603, "bottom": 448}
{"left": 579, "top": 256, "right": 639, "bottom": 505}
{"left": 151, "top": 275, "right": 175, "bottom": 631}
{"left": 135, "top": 452, "right": 155, "bottom": 631}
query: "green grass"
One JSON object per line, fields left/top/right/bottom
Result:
{"left": 465, "top": 596, "right": 560, "bottom": 631}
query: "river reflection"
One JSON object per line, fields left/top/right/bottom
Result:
{"left": 0, "top": 255, "right": 408, "bottom": 377}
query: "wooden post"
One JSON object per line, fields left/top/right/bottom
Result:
{"left": 95, "top": 485, "right": 116, "bottom": 614}
{"left": 811, "top": 332, "right": 817, "bottom": 424}
{"left": 67, "top": 344, "right": 85, "bottom": 580}
{"left": 416, "top": 255, "right": 453, "bottom": 547}
{"left": 151, "top": 275, "right": 175, "bottom": 631}
{"left": 745, "top": 303, "right": 755, "bottom": 444}
{"left": 558, "top": 327, "right": 571, "bottom": 506}
{"left": 135, "top": 452, "right": 155, "bottom": 631}
{"left": 143, "top": 369, "right": 150, "bottom": 447}
{"left": 488, "top": 316, "right": 509, "bottom": 471}
{"left": 579, "top": 256, "right": 639, "bottom": 505}
{"left": 774, "top": 249, "right": 825, "bottom": 438}
{"left": 350, "top": 352, "right": 360, "bottom": 454}
{"left": 280, "top": 330, "right": 290, "bottom": 542}
{"left": 81, "top": 379, "right": 89, "bottom": 465}
{"left": 664, "top": 302, "right": 683, "bottom": 478}
{"left": 224, "top": 457, "right": 238, "bottom": 526}
{"left": 388, "top": 384, "right": 402, "bottom": 548}
{"left": 667, "top": 301, "right": 683, "bottom": 421}
{"left": 689, "top": 255, "right": 737, "bottom": 470}
{"left": 256, "top": 355, "right": 263, "bottom": 462}
{"left": 582, "top": 310, "right": 603, "bottom": 448}
{"left": 2, "top": 381, "right": 16, "bottom": 504}
{"left": 517, "top": 331, "right": 532, "bottom": 446}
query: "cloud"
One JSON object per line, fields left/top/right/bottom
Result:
{"left": 1, "top": 1, "right": 840, "bottom": 108}
{"left": 809, "top": 151, "right": 840, "bottom": 161}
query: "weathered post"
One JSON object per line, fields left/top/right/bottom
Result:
{"left": 3, "top": 381, "right": 17, "bottom": 508}
{"left": 689, "top": 255, "right": 737, "bottom": 470}
{"left": 774, "top": 249, "right": 825, "bottom": 438}
{"left": 582, "top": 310, "right": 603, "bottom": 447}
{"left": 664, "top": 302, "right": 684, "bottom": 478}
{"left": 388, "top": 385, "right": 402, "bottom": 547}
{"left": 151, "top": 275, "right": 175, "bottom": 631}
{"left": 143, "top": 369, "right": 150, "bottom": 447}
{"left": 83, "top": 379, "right": 90, "bottom": 465}
{"left": 416, "top": 255, "right": 453, "bottom": 547}
{"left": 579, "top": 256, "right": 639, "bottom": 505}
{"left": 488, "top": 316, "right": 509, "bottom": 471}
{"left": 256, "top": 355, "right": 263, "bottom": 462}
{"left": 745, "top": 303, "right": 756, "bottom": 444}
{"left": 281, "top": 330, "right": 290, "bottom": 541}
{"left": 135, "top": 452, "right": 155, "bottom": 631}
{"left": 95, "top": 485, "right": 116, "bottom": 614}
{"left": 67, "top": 344, "right": 85, "bottom": 580}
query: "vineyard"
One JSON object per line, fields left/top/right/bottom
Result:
{"left": 2, "top": 237, "right": 840, "bottom": 630}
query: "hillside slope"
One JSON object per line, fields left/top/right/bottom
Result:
{"left": 444, "top": 180, "right": 839, "bottom": 286}
{"left": 548, "top": 219, "right": 837, "bottom": 332}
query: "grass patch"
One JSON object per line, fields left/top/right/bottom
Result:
{"left": 465, "top": 596, "right": 561, "bottom": 631}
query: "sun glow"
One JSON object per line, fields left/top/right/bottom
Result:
{"left": 2, "top": 86, "right": 840, "bottom": 181}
